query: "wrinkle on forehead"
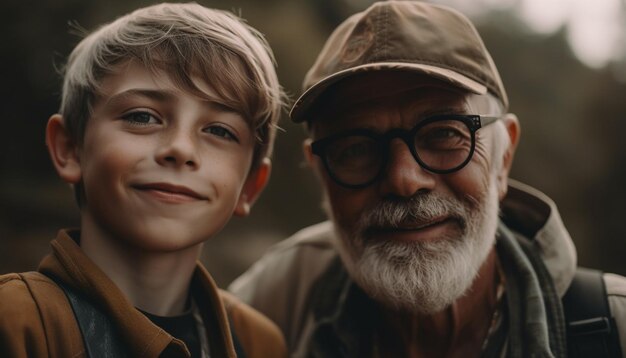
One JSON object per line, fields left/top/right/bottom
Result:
{"left": 309, "top": 72, "right": 463, "bottom": 126}
{"left": 311, "top": 85, "right": 473, "bottom": 138}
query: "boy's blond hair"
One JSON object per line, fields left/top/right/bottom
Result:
{"left": 60, "top": 2, "right": 284, "bottom": 170}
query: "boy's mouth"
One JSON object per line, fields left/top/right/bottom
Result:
{"left": 132, "top": 183, "right": 207, "bottom": 201}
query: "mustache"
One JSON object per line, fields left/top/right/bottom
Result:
{"left": 354, "top": 193, "right": 470, "bottom": 237}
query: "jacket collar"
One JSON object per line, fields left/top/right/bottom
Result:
{"left": 38, "top": 230, "right": 236, "bottom": 357}
{"left": 501, "top": 179, "right": 577, "bottom": 297}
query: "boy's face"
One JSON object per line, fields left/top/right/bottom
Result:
{"left": 49, "top": 60, "right": 268, "bottom": 252}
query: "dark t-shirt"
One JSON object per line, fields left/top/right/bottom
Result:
{"left": 141, "top": 309, "right": 202, "bottom": 357}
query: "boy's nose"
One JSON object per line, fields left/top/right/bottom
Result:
{"left": 155, "top": 129, "right": 199, "bottom": 169}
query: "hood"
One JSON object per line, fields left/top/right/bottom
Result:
{"left": 500, "top": 179, "right": 577, "bottom": 297}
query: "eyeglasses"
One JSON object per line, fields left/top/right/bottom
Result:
{"left": 311, "top": 114, "right": 499, "bottom": 189}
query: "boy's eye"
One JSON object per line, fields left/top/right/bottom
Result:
{"left": 121, "top": 111, "right": 160, "bottom": 125}
{"left": 205, "top": 125, "right": 238, "bottom": 142}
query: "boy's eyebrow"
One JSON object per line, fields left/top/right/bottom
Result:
{"left": 103, "top": 88, "right": 238, "bottom": 113}
{"left": 104, "top": 88, "right": 176, "bottom": 107}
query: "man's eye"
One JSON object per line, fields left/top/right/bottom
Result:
{"left": 429, "top": 128, "right": 463, "bottom": 139}
{"left": 206, "top": 126, "right": 238, "bottom": 142}
{"left": 420, "top": 127, "right": 466, "bottom": 144}
{"left": 327, "top": 136, "right": 379, "bottom": 167}
{"left": 416, "top": 121, "right": 471, "bottom": 150}
{"left": 121, "top": 111, "right": 160, "bottom": 125}
{"left": 335, "top": 141, "right": 374, "bottom": 160}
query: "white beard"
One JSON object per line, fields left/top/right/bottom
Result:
{"left": 328, "top": 181, "right": 500, "bottom": 314}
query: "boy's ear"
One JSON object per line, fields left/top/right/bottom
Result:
{"left": 234, "top": 158, "right": 271, "bottom": 217}
{"left": 46, "top": 114, "right": 82, "bottom": 184}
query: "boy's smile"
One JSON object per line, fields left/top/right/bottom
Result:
{"left": 132, "top": 182, "right": 208, "bottom": 203}
{"left": 54, "top": 60, "right": 266, "bottom": 253}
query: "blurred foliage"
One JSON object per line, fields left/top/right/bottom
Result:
{"left": 1, "top": 0, "right": 625, "bottom": 286}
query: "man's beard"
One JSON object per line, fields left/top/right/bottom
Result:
{"left": 327, "top": 182, "right": 500, "bottom": 314}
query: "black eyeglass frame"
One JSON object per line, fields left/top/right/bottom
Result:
{"left": 311, "top": 114, "right": 500, "bottom": 189}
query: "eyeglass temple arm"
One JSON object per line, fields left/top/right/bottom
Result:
{"left": 480, "top": 115, "right": 500, "bottom": 127}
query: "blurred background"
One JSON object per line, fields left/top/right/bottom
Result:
{"left": 2, "top": 0, "right": 625, "bottom": 287}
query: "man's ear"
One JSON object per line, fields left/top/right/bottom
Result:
{"left": 496, "top": 113, "right": 521, "bottom": 200}
{"left": 302, "top": 138, "right": 315, "bottom": 166}
{"left": 234, "top": 158, "right": 272, "bottom": 217}
{"left": 46, "top": 114, "right": 82, "bottom": 184}
{"left": 303, "top": 138, "right": 329, "bottom": 183}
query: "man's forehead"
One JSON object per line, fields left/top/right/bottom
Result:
{"left": 310, "top": 72, "right": 468, "bottom": 118}
{"left": 309, "top": 73, "right": 471, "bottom": 133}
{"left": 325, "top": 71, "right": 462, "bottom": 103}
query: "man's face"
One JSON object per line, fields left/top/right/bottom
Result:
{"left": 307, "top": 73, "right": 509, "bottom": 313}
{"left": 75, "top": 61, "right": 260, "bottom": 252}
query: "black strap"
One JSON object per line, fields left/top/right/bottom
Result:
{"left": 228, "top": 316, "right": 246, "bottom": 358}
{"left": 47, "top": 275, "right": 129, "bottom": 358}
{"left": 562, "top": 267, "right": 622, "bottom": 357}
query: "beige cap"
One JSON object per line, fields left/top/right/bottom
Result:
{"left": 290, "top": 1, "right": 508, "bottom": 122}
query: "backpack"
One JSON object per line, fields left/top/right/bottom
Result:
{"left": 562, "top": 267, "right": 622, "bottom": 357}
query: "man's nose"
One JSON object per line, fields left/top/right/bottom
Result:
{"left": 155, "top": 127, "right": 199, "bottom": 169}
{"left": 378, "top": 138, "right": 436, "bottom": 197}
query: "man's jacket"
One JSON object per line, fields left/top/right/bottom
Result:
{"left": 230, "top": 180, "right": 626, "bottom": 357}
{"left": 0, "top": 230, "right": 287, "bottom": 358}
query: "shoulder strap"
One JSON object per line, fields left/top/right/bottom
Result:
{"left": 228, "top": 316, "right": 246, "bottom": 358}
{"left": 45, "top": 275, "right": 129, "bottom": 358}
{"left": 561, "top": 267, "right": 622, "bottom": 357}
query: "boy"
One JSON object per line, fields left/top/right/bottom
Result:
{"left": 0, "top": 3, "right": 286, "bottom": 357}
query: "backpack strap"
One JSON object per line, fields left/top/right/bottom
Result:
{"left": 227, "top": 315, "right": 246, "bottom": 358}
{"left": 46, "top": 274, "right": 129, "bottom": 358}
{"left": 561, "top": 267, "right": 622, "bottom": 357}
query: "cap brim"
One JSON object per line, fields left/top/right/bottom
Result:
{"left": 289, "top": 62, "right": 488, "bottom": 123}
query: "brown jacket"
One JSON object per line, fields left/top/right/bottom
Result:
{"left": 0, "top": 230, "right": 286, "bottom": 358}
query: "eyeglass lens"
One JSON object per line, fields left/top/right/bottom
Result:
{"left": 323, "top": 119, "right": 474, "bottom": 186}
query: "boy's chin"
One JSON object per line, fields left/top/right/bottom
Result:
{"left": 81, "top": 202, "right": 228, "bottom": 255}
{"left": 92, "top": 221, "right": 210, "bottom": 255}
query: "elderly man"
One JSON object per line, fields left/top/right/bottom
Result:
{"left": 230, "top": 2, "right": 626, "bottom": 357}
